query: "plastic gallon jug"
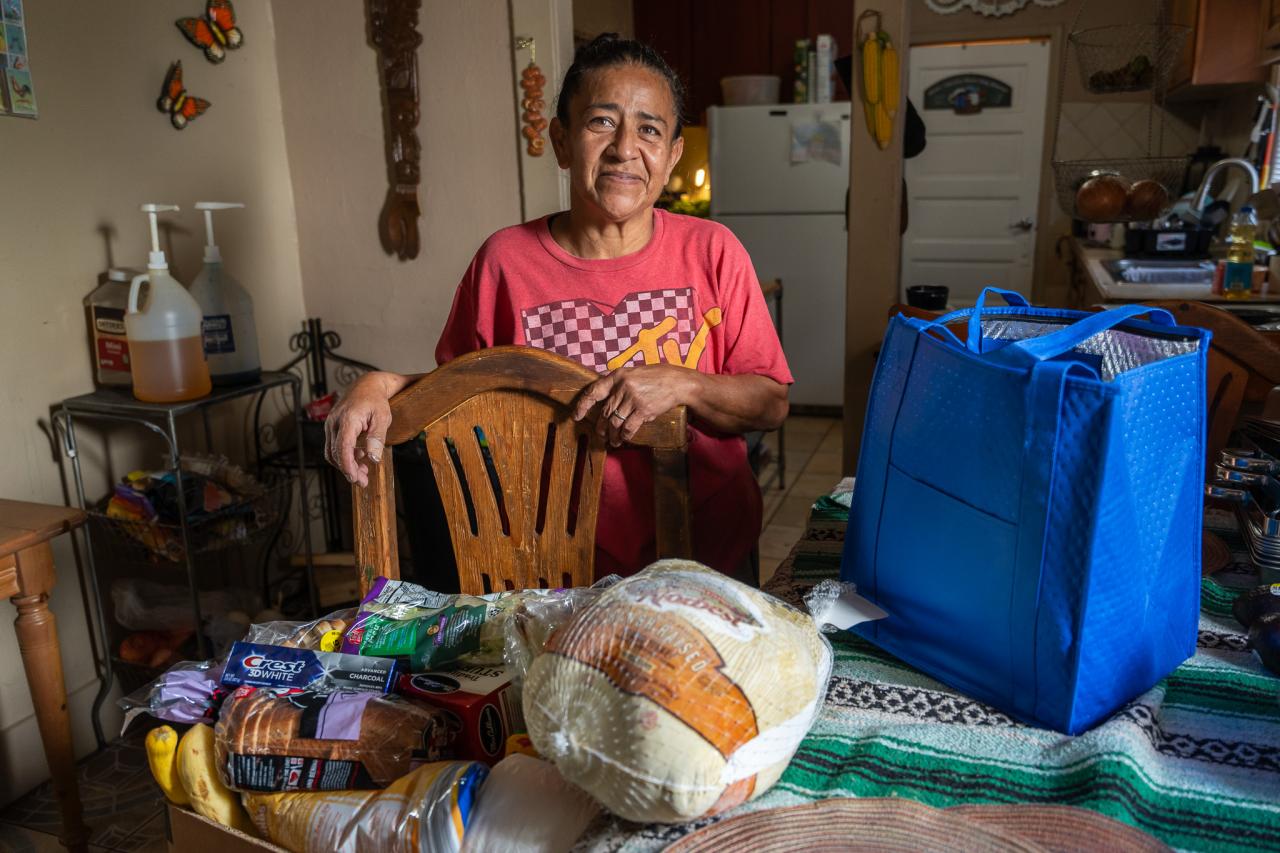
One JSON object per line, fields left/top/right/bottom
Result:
{"left": 85, "top": 267, "right": 141, "bottom": 387}
{"left": 126, "top": 204, "right": 211, "bottom": 403}
{"left": 189, "top": 202, "right": 261, "bottom": 384}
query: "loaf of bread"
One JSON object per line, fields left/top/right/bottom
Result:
{"left": 523, "top": 559, "right": 832, "bottom": 823}
{"left": 215, "top": 687, "right": 449, "bottom": 791}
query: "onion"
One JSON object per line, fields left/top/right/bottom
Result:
{"left": 1076, "top": 175, "right": 1129, "bottom": 221}
{"left": 1124, "top": 179, "right": 1170, "bottom": 220}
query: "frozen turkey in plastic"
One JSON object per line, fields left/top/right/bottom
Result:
{"left": 522, "top": 559, "right": 832, "bottom": 824}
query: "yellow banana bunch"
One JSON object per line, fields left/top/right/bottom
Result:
{"left": 860, "top": 29, "right": 899, "bottom": 150}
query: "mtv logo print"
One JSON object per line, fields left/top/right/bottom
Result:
{"left": 522, "top": 288, "right": 700, "bottom": 373}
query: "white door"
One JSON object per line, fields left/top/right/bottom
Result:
{"left": 718, "top": 213, "right": 846, "bottom": 408}
{"left": 901, "top": 40, "right": 1051, "bottom": 306}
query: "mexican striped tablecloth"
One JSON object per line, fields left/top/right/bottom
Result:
{"left": 575, "top": 504, "right": 1280, "bottom": 853}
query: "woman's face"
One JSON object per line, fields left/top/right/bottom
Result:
{"left": 550, "top": 63, "right": 684, "bottom": 224}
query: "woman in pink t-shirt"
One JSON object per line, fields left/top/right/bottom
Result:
{"left": 326, "top": 34, "right": 791, "bottom": 580}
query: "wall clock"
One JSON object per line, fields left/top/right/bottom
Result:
{"left": 925, "top": 0, "right": 1066, "bottom": 16}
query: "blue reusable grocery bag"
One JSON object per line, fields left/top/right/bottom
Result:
{"left": 842, "top": 288, "right": 1210, "bottom": 734}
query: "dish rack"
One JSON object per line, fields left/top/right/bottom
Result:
{"left": 1049, "top": 0, "right": 1191, "bottom": 223}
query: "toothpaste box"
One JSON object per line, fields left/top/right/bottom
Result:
{"left": 396, "top": 664, "right": 524, "bottom": 765}
{"left": 221, "top": 641, "right": 401, "bottom": 693}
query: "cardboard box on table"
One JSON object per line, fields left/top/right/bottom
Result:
{"left": 166, "top": 803, "right": 283, "bottom": 852}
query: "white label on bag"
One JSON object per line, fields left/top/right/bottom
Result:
{"left": 1156, "top": 233, "right": 1187, "bottom": 251}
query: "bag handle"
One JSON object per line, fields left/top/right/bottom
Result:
{"left": 905, "top": 288, "right": 1029, "bottom": 353}
{"left": 964, "top": 288, "right": 1029, "bottom": 352}
{"left": 999, "top": 303, "right": 1176, "bottom": 366}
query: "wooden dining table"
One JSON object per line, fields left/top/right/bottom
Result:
{"left": 1, "top": 499, "right": 90, "bottom": 852}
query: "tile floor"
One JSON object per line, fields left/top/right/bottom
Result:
{"left": 0, "top": 414, "right": 846, "bottom": 850}
{"left": 0, "top": 729, "right": 165, "bottom": 853}
{"left": 754, "top": 414, "right": 845, "bottom": 585}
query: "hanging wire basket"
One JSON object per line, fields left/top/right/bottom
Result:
{"left": 1051, "top": 157, "right": 1188, "bottom": 222}
{"left": 88, "top": 475, "right": 292, "bottom": 565}
{"left": 1068, "top": 23, "right": 1190, "bottom": 94}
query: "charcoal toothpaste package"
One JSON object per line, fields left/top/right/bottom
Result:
{"left": 221, "top": 641, "right": 401, "bottom": 693}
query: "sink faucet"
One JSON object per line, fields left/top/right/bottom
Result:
{"left": 1192, "top": 157, "right": 1260, "bottom": 212}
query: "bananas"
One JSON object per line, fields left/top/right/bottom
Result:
{"left": 176, "top": 723, "right": 256, "bottom": 834}
{"left": 860, "top": 28, "right": 899, "bottom": 150}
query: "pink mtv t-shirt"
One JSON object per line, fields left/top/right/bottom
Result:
{"left": 435, "top": 209, "right": 792, "bottom": 578}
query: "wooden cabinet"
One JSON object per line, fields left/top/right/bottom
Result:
{"left": 1169, "top": 0, "right": 1266, "bottom": 95}
{"left": 1261, "top": 0, "right": 1280, "bottom": 52}
{"left": 634, "top": 0, "right": 854, "bottom": 125}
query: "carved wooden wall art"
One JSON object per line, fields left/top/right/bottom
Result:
{"left": 370, "top": 0, "right": 422, "bottom": 261}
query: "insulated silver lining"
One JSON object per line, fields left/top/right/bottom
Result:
{"left": 980, "top": 319, "right": 1200, "bottom": 382}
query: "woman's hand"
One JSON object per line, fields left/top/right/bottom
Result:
{"left": 573, "top": 365, "right": 696, "bottom": 446}
{"left": 324, "top": 371, "right": 412, "bottom": 487}
{"left": 573, "top": 365, "right": 789, "bottom": 445}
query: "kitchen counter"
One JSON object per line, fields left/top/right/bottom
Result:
{"left": 1069, "top": 237, "right": 1280, "bottom": 304}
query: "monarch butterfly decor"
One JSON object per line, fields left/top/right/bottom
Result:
{"left": 176, "top": 0, "right": 243, "bottom": 64}
{"left": 157, "top": 61, "right": 210, "bottom": 130}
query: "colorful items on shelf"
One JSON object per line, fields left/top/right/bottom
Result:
{"left": 102, "top": 455, "right": 268, "bottom": 560}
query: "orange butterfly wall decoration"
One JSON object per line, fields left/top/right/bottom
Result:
{"left": 176, "top": 0, "right": 243, "bottom": 64}
{"left": 157, "top": 61, "right": 210, "bottom": 130}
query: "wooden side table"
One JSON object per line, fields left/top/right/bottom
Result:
{"left": 0, "top": 499, "right": 90, "bottom": 852}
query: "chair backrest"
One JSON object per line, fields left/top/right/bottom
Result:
{"left": 353, "top": 346, "right": 690, "bottom": 597}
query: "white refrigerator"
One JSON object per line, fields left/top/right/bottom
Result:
{"left": 708, "top": 103, "right": 851, "bottom": 409}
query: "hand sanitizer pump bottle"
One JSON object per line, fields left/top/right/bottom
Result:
{"left": 126, "top": 204, "right": 212, "bottom": 403}
{"left": 189, "top": 202, "right": 261, "bottom": 384}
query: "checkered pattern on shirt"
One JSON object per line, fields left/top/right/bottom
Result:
{"left": 521, "top": 288, "right": 698, "bottom": 373}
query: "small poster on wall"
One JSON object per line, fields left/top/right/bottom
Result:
{"left": 1, "top": 0, "right": 36, "bottom": 119}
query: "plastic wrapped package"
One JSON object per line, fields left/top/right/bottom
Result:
{"left": 119, "top": 659, "right": 228, "bottom": 732}
{"left": 503, "top": 576, "right": 620, "bottom": 684}
{"left": 243, "top": 760, "right": 487, "bottom": 853}
{"left": 341, "top": 577, "right": 615, "bottom": 672}
{"left": 245, "top": 610, "right": 354, "bottom": 651}
{"left": 111, "top": 578, "right": 244, "bottom": 632}
{"left": 339, "top": 578, "right": 518, "bottom": 669}
{"left": 522, "top": 559, "right": 833, "bottom": 824}
{"left": 214, "top": 686, "right": 450, "bottom": 791}
{"left": 460, "top": 754, "right": 600, "bottom": 852}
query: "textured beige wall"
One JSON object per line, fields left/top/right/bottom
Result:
{"left": 0, "top": 1, "right": 306, "bottom": 802}
{"left": 272, "top": 0, "right": 523, "bottom": 374}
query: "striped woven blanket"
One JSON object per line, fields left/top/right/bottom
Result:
{"left": 574, "top": 504, "right": 1280, "bottom": 853}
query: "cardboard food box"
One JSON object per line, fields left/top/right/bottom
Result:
{"left": 166, "top": 803, "right": 283, "bottom": 852}
{"left": 397, "top": 664, "right": 523, "bottom": 765}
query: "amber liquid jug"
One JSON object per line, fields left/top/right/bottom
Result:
{"left": 125, "top": 204, "right": 211, "bottom": 403}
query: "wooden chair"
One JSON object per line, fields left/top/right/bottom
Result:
{"left": 352, "top": 346, "right": 691, "bottom": 597}
{"left": 889, "top": 301, "right": 1280, "bottom": 472}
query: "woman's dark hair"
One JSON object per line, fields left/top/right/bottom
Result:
{"left": 556, "top": 33, "right": 686, "bottom": 137}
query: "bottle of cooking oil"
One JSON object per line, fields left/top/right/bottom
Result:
{"left": 125, "top": 204, "right": 212, "bottom": 403}
{"left": 1223, "top": 205, "right": 1258, "bottom": 301}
